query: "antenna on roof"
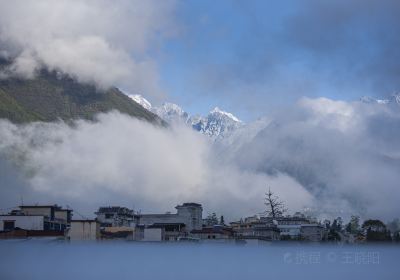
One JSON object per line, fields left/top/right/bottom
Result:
{"left": 20, "top": 195, "right": 24, "bottom": 206}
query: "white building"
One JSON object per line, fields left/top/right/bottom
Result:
{"left": 139, "top": 203, "right": 203, "bottom": 233}
{"left": 0, "top": 215, "right": 45, "bottom": 231}
{"left": 143, "top": 228, "right": 162, "bottom": 242}
{"left": 0, "top": 204, "right": 72, "bottom": 232}
{"left": 68, "top": 220, "right": 100, "bottom": 241}
{"left": 278, "top": 224, "right": 302, "bottom": 238}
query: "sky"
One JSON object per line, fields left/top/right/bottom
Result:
{"left": 156, "top": 0, "right": 400, "bottom": 121}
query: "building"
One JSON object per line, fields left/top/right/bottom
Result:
{"left": 191, "top": 225, "right": 234, "bottom": 240}
{"left": 231, "top": 218, "right": 280, "bottom": 241}
{"left": 143, "top": 227, "right": 163, "bottom": 242}
{"left": 263, "top": 216, "right": 323, "bottom": 241}
{"left": 0, "top": 215, "right": 45, "bottom": 231}
{"left": 0, "top": 205, "right": 72, "bottom": 232}
{"left": 139, "top": 203, "right": 203, "bottom": 234}
{"left": 95, "top": 206, "right": 137, "bottom": 228}
{"left": 0, "top": 229, "right": 64, "bottom": 239}
{"left": 300, "top": 224, "right": 324, "bottom": 242}
{"left": 278, "top": 224, "right": 301, "bottom": 238}
{"left": 68, "top": 220, "right": 100, "bottom": 241}
{"left": 251, "top": 223, "right": 281, "bottom": 240}
{"left": 261, "top": 216, "right": 312, "bottom": 239}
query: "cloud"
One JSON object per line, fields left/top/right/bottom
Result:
{"left": 0, "top": 0, "right": 177, "bottom": 99}
{"left": 0, "top": 112, "right": 311, "bottom": 220}
{"left": 230, "top": 97, "right": 400, "bottom": 220}
{"left": 1, "top": 98, "right": 399, "bottom": 221}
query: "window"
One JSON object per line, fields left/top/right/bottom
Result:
{"left": 3, "top": 220, "right": 15, "bottom": 231}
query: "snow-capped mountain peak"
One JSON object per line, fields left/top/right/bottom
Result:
{"left": 187, "top": 107, "right": 243, "bottom": 139}
{"left": 209, "top": 107, "right": 241, "bottom": 123}
{"left": 128, "top": 94, "right": 152, "bottom": 111}
{"left": 154, "top": 102, "right": 189, "bottom": 123}
{"left": 359, "top": 93, "right": 400, "bottom": 105}
{"left": 126, "top": 93, "right": 242, "bottom": 139}
{"left": 159, "top": 103, "right": 186, "bottom": 116}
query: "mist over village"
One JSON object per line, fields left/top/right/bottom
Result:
{"left": 0, "top": 0, "right": 400, "bottom": 279}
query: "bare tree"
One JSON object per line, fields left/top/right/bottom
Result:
{"left": 263, "top": 187, "right": 287, "bottom": 218}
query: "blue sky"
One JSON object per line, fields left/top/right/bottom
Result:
{"left": 154, "top": 0, "right": 400, "bottom": 121}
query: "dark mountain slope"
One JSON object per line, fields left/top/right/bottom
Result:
{"left": 0, "top": 66, "right": 163, "bottom": 124}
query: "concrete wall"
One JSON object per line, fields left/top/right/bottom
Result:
{"left": 20, "top": 208, "right": 52, "bottom": 218}
{"left": 192, "top": 232, "right": 229, "bottom": 240}
{"left": 300, "top": 225, "right": 323, "bottom": 242}
{"left": 139, "top": 204, "right": 203, "bottom": 233}
{"left": 0, "top": 216, "right": 44, "bottom": 231}
{"left": 68, "top": 221, "right": 99, "bottom": 241}
{"left": 176, "top": 205, "right": 202, "bottom": 232}
{"left": 54, "top": 211, "right": 69, "bottom": 222}
{"left": 140, "top": 214, "right": 184, "bottom": 226}
{"left": 278, "top": 225, "right": 301, "bottom": 237}
{"left": 143, "top": 228, "right": 162, "bottom": 242}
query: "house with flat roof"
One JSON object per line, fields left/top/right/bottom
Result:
{"left": 139, "top": 203, "right": 203, "bottom": 235}
{"left": 191, "top": 225, "right": 235, "bottom": 241}
{"left": 0, "top": 205, "right": 72, "bottom": 232}
{"left": 230, "top": 218, "right": 280, "bottom": 241}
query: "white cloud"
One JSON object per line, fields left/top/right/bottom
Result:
{"left": 231, "top": 97, "right": 400, "bottom": 220}
{"left": 0, "top": 112, "right": 308, "bottom": 220}
{"left": 1, "top": 97, "right": 399, "bottom": 221}
{"left": 0, "top": 0, "right": 177, "bottom": 99}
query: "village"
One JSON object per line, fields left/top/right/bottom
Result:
{"left": 0, "top": 192, "right": 398, "bottom": 244}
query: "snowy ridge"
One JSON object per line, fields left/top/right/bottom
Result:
{"left": 128, "top": 94, "right": 243, "bottom": 139}
{"left": 154, "top": 103, "right": 189, "bottom": 123}
{"left": 128, "top": 94, "right": 152, "bottom": 110}
{"left": 190, "top": 107, "right": 243, "bottom": 139}
{"left": 360, "top": 93, "right": 400, "bottom": 105}
{"left": 210, "top": 107, "right": 241, "bottom": 122}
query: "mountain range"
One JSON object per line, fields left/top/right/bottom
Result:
{"left": 0, "top": 60, "right": 163, "bottom": 124}
{"left": 129, "top": 94, "right": 243, "bottom": 139}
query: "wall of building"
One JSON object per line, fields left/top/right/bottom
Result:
{"left": 0, "top": 216, "right": 44, "bottom": 231}
{"left": 192, "top": 232, "right": 229, "bottom": 240}
{"left": 140, "top": 214, "right": 184, "bottom": 227}
{"left": 139, "top": 204, "right": 203, "bottom": 233}
{"left": 278, "top": 225, "right": 301, "bottom": 237}
{"left": 143, "top": 228, "right": 162, "bottom": 242}
{"left": 68, "top": 221, "right": 99, "bottom": 241}
{"left": 20, "top": 207, "right": 52, "bottom": 219}
{"left": 54, "top": 210, "right": 70, "bottom": 222}
{"left": 300, "top": 225, "right": 323, "bottom": 242}
{"left": 96, "top": 213, "right": 135, "bottom": 227}
{"left": 176, "top": 205, "right": 202, "bottom": 232}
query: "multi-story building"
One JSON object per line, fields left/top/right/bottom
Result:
{"left": 95, "top": 206, "right": 138, "bottom": 228}
{"left": 300, "top": 224, "right": 324, "bottom": 242}
{"left": 0, "top": 205, "right": 72, "bottom": 232}
{"left": 230, "top": 218, "right": 280, "bottom": 241}
{"left": 138, "top": 203, "right": 203, "bottom": 239}
{"left": 191, "top": 225, "right": 235, "bottom": 241}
